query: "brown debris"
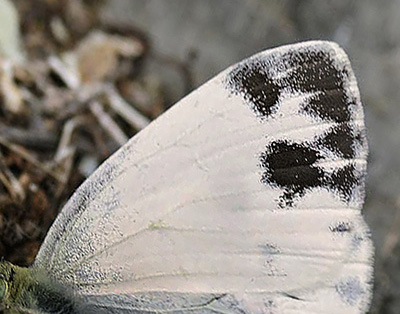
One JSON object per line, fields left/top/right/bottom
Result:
{"left": 0, "top": 0, "right": 194, "bottom": 267}
{"left": 74, "top": 30, "right": 144, "bottom": 84}
{"left": 0, "top": 61, "right": 28, "bottom": 118}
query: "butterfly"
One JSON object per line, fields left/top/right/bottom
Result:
{"left": 0, "top": 41, "right": 373, "bottom": 313}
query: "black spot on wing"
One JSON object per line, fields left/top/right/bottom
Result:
{"left": 282, "top": 49, "right": 352, "bottom": 123}
{"left": 283, "top": 49, "right": 349, "bottom": 93}
{"left": 303, "top": 90, "right": 352, "bottom": 123}
{"left": 227, "top": 61, "right": 280, "bottom": 118}
{"left": 330, "top": 221, "right": 352, "bottom": 233}
{"left": 260, "top": 138, "right": 362, "bottom": 206}
{"left": 226, "top": 47, "right": 353, "bottom": 123}
{"left": 318, "top": 123, "right": 357, "bottom": 159}
{"left": 327, "top": 164, "right": 360, "bottom": 202}
{"left": 260, "top": 141, "right": 325, "bottom": 206}
{"left": 225, "top": 44, "right": 364, "bottom": 207}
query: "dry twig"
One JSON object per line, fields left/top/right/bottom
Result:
{"left": 105, "top": 85, "right": 150, "bottom": 130}
{"left": 89, "top": 100, "right": 128, "bottom": 145}
{"left": 0, "top": 136, "right": 63, "bottom": 182}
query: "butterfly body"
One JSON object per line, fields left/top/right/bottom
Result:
{"left": 0, "top": 262, "right": 81, "bottom": 313}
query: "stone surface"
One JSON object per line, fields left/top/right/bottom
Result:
{"left": 101, "top": 1, "right": 400, "bottom": 313}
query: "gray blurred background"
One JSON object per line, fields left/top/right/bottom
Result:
{"left": 101, "top": 1, "right": 400, "bottom": 313}
{"left": 0, "top": 0, "right": 394, "bottom": 312}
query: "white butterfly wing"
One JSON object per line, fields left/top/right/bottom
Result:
{"left": 35, "top": 41, "right": 373, "bottom": 313}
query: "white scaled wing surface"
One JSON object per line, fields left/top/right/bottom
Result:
{"left": 35, "top": 41, "right": 373, "bottom": 313}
